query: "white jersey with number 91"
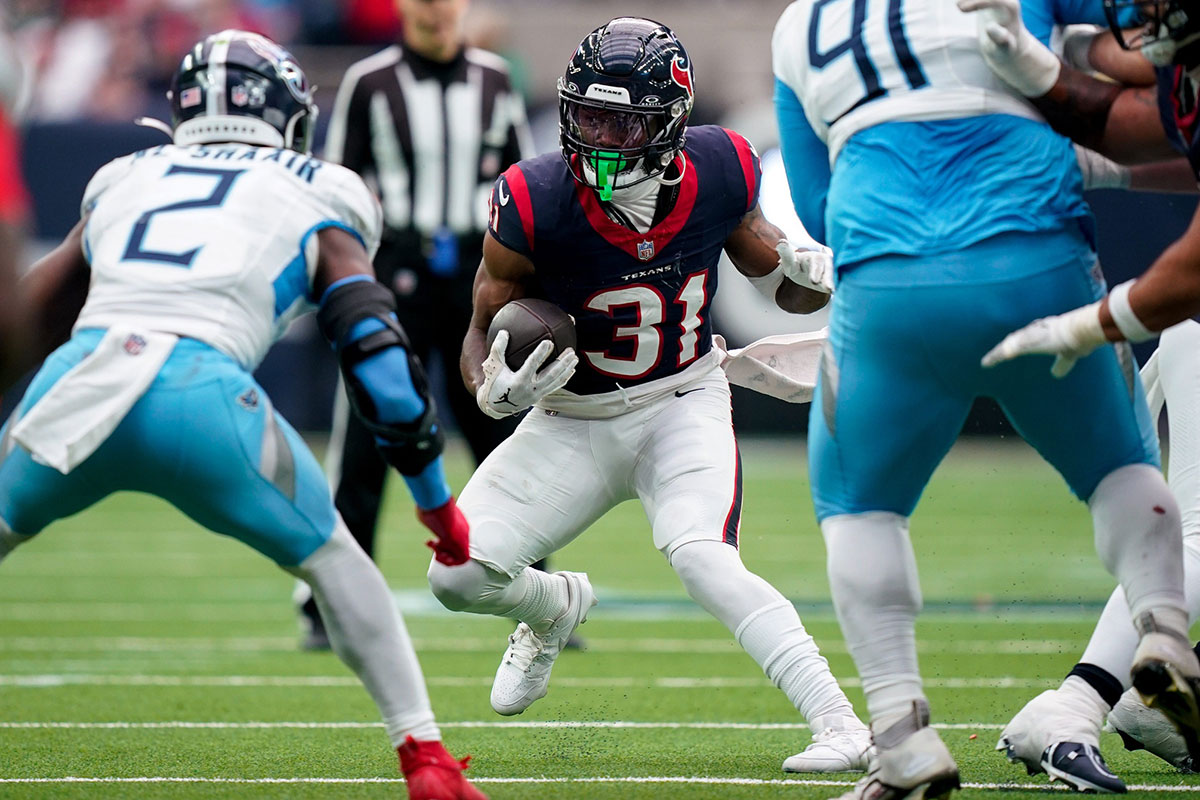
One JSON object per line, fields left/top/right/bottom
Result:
{"left": 772, "top": 0, "right": 1043, "bottom": 162}
{"left": 75, "top": 143, "right": 382, "bottom": 370}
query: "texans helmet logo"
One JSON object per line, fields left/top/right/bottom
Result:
{"left": 670, "top": 55, "right": 693, "bottom": 100}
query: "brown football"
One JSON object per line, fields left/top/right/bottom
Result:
{"left": 486, "top": 298, "right": 577, "bottom": 372}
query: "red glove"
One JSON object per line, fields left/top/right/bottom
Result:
{"left": 417, "top": 497, "right": 471, "bottom": 566}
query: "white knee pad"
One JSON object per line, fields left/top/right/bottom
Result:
{"left": 427, "top": 558, "right": 499, "bottom": 612}
{"left": 669, "top": 539, "right": 781, "bottom": 629}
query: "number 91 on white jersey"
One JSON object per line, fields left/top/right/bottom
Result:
{"left": 772, "top": 0, "right": 1040, "bottom": 161}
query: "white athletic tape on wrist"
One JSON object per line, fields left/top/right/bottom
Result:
{"left": 1108, "top": 280, "right": 1157, "bottom": 342}
{"left": 746, "top": 264, "right": 785, "bottom": 301}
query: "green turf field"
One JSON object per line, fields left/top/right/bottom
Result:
{"left": 2, "top": 437, "right": 1198, "bottom": 798}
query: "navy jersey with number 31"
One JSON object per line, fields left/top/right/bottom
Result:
{"left": 487, "top": 125, "right": 761, "bottom": 396}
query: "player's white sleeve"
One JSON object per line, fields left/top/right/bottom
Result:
{"left": 80, "top": 154, "right": 138, "bottom": 217}
{"left": 313, "top": 163, "right": 384, "bottom": 259}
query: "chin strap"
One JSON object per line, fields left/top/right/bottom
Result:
{"left": 134, "top": 117, "right": 174, "bottom": 139}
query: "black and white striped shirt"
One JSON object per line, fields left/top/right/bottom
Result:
{"left": 324, "top": 44, "right": 533, "bottom": 243}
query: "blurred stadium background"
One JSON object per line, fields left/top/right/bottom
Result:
{"left": 4, "top": 0, "right": 1194, "bottom": 434}
{"left": 5, "top": 3, "right": 1200, "bottom": 796}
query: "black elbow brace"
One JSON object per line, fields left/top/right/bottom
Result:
{"left": 317, "top": 279, "right": 445, "bottom": 475}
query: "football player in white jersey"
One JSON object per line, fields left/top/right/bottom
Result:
{"left": 0, "top": 31, "right": 486, "bottom": 800}
{"left": 773, "top": 0, "right": 1199, "bottom": 796}
{"left": 959, "top": 0, "right": 1200, "bottom": 783}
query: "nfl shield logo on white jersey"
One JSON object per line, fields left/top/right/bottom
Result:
{"left": 123, "top": 334, "right": 147, "bottom": 355}
{"left": 637, "top": 240, "right": 655, "bottom": 261}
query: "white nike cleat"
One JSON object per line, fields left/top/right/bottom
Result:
{"left": 1130, "top": 619, "right": 1200, "bottom": 766}
{"left": 996, "top": 687, "right": 1105, "bottom": 768}
{"left": 783, "top": 726, "right": 873, "bottom": 773}
{"left": 833, "top": 727, "right": 959, "bottom": 800}
{"left": 1106, "top": 687, "right": 1196, "bottom": 772}
{"left": 996, "top": 685, "right": 1125, "bottom": 792}
{"left": 490, "top": 571, "right": 596, "bottom": 716}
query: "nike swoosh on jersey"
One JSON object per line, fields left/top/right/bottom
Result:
{"left": 498, "top": 184, "right": 510, "bottom": 206}
{"left": 674, "top": 387, "right": 705, "bottom": 397}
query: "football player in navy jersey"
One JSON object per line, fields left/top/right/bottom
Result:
{"left": 425, "top": 17, "right": 875, "bottom": 774}
{"left": 963, "top": 0, "right": 1200, "bottom": 784}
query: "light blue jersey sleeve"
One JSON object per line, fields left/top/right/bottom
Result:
{"left": 774, "top": 77, "right": 831, "bottom": 244}
{"left": 1022, "top": 0, "right": 1137, "bottom": 45}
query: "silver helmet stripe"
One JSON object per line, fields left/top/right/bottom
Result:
{"left": 206, "top": 36, "right": 231, "bottom": 117}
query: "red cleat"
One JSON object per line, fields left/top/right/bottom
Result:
{"left": 417, "top": 497, "right": 471, "bottom": 566}
{"left": 398, "top": 736, "right": 488, "bottom": 800}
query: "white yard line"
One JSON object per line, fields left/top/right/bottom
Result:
{"left": 0, "top": 776, "right": 1195, "bottom": 791}
{"left": 0, "top": 720, "right": 1008, "bottom": 730}
{"left": 0, "top": 636, "right": 1083, "bottom": 655}
{"left": 0, "top": 674, "right": 1058, "bottom": 689}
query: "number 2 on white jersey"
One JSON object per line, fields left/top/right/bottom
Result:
{"left": 583, "top": 272, "right": 708, "bottom": 379}
{"left": 122, "top": 165, "right": 245, "bottom": 268}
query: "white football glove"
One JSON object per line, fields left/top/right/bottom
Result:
{"left": 957, "top": 0, "right": 1062, "bottom": 97}
{"left": 981, "top": 301, "right": 1106, "bottom": 377}
{"left": 777, "top": 240, "right": 835, "bottom": 294}
{"left": 476, "top": 330, "right": 578, "bottom": 419}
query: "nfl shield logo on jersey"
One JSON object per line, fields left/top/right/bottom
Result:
{"left": 637, "top": 240, "right": 655, "bottom": 261}
{"left": 123, "top": 334, "right": 147, "bottom": 355}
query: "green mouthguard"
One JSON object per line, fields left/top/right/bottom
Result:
{"left": 588, "top": 150, "right": 627, "bottom": 201}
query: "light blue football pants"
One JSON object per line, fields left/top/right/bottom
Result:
{"left": 0, "top": 330, "right": 335, "bottom": 565}
{"left": 810, "top": 229, "right": 1159, "bottom": 521}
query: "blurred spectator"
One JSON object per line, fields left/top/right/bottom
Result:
{"left": 343, "top": 0, "right": 401, "bottom": 45}
{"left": 11, "top": 0, "right": 299, "bottom": 123}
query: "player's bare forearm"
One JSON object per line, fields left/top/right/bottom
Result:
{"left": 725, "top": 206, "right": 829, "bottom": 314}
{"left": 312, "top": 226, "right": 375, "bottom": 298}
{"left": 775, "top": 279, "right": 828, "bottom": 314}
{"left": 0, "top": 220, "right": 90, "bottom": 391}
{"left": 1035, "top": 71, "right": 1174, "bottom": 163}
{"left": 1085, "top": 32, "right": 1155, "bottom": 86}
{"left": 725, "top": 206, "right": 784, "bottom": 278}
{"left": 461, "top": 235, "right": 533, "bottom": 394}
{"left": 1129, "top": 158, "right": 1200, "bottom": 193}
{"left": 1032, "top": 66, "right": 1122, "bottom": 152}
{"left": 0, "top": 220, "right": 25, "bottom": 387}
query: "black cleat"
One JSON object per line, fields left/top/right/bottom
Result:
{"left": 298, "top": 596, "right": 331, "bottom": 652}
{"left": 1040, "top": 742, "right": 1126, "bottom": 794}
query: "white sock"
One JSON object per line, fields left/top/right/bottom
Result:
{"left": 508, "top": 568, "right": 570, "bottom": 634}
{"left": 1061, "top": 675, "right": 1112, "bottom": 718}
{"left": 427, "top": 558, "right": 569, "bottom": 634}
{"left": 1076, "top": 532, "right": 1200, "bottom": 689}
{"left": 1159, "top": 322, "right": 1200, "bottom": 539}
{"left": 670, "top": 540, "right": 861, "bottom": 728}
{"left": 823, "top": 512, "right": 925, "bottom": 733}
{"left": 290, "top": 521, "right": 439, "bottom": 746}
{"left": 1090, "top": 463, "right": 1186, "bottom": 632}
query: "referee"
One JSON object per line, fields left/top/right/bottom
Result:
{"left": 298, "top": 0, "right": 533, "bottom": 648}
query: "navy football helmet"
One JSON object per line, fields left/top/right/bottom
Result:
{"left": 558, "top": 18, "right": 694, "bottom": 200}
{"left": 1104, "top": 0, "right": 1200, "bottom": 66}
{"left": 168, "top": 30, "right": 316, "bottom": 153}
